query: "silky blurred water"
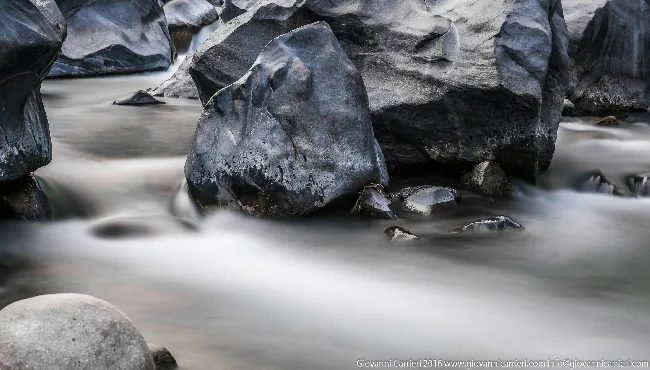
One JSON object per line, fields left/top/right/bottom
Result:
{"left": 2, "top": 70, "right": 650, "bottom": 369}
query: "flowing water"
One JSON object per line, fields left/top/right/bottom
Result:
{"left": 2, "top": 70, "right": 650, "bottom": 369}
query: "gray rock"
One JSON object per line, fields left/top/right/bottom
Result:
{"left": 461, "top": 161, "right": 514, "bottom": 198}
{"left": 351, "top": 185, "right": 396, "bottom": 219}
{"left": 628, "top": 174, "right": 650, "bottom": 197}
{"left": 149, "top": 344, "right": 178, "bottom": 369}
{"left": 151, "top": 56, "right": 200, "bottom": 99}
{"left": 389, "top": 186, "right": 461, "bottom": 216}
{"left": 0, "top": 293, "right": 155, "bottom": 370}
{"left": 185, "top": 22, "right": 388, "bottom": 217}
{"left": 0, "top": 0, "right": 65, "bottom": 182}
{"left": 113, "top": 90, "right": 165, "bottom": 106}
{"left": 563, "top": 98, "right": 577, "bottom": 116}
{"left": 593, "top": 116, "right": 619, "bottom": 127}
{"left": 384, "top": 226, "right": 419, "bottom": 242}
{"left": 49, "top": 0, "right": 172, "bottom": 76}
{"left": 450, "top": 216, "right": 524, "bottom": 233}
{"left": 565, "top": 0, "right": 650, "bottom": 114}
{"left": 0, "top": 174, "right": 52, "bottom": 222}
{"left": 165, "top": 0, "right": 219, "bottom": 53}
{"left": 578, "top": 171, "right": 629, "bottom": 196}
{"left": 164, "top": 0, "right": 568, "bottom": 182}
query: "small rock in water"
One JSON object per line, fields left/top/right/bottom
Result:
{"left": 0, "top": 174, "right": 52, "bottom": 221}
{"left": 351, "top": 184, "right": 397, "bottom": 219}
{"left": 627, "top": 175, "right": 650, "bottom": 197}
{"left": 114, "top": 90, "right": 165, "bottom": 106}
{"left": 451, "top": 216, "right": 524, "bottom": 233}
{"left": 389, "top": 186, "right": 461, "bottom": 215}
{"left": 460, "top": 161, "right": 514, "bottom": 198}
{"left": 149, "top": 344, "right": 178, "bottom": 369}
{"left": 0, "top": 293, "right": 154, "bottom": 370}
{"left": 384, "top": 226, "right": 419, "bottom": 242}
{"left": 579, "top": 172, "right": 627, "bottom": 196}
{"left": 594, "top": 116, "right": 619, "bottom": 127}
{"left": 562, "top": 98, "right": 577, "bottom": 116}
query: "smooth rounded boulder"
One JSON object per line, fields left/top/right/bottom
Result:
{"left": 0, "top": 294, "right": 155, "bottom": 370}
{"left": 185, "top": 22, "right": 388, "bottom": 217}
{"left": 49, "top": 0, "right": 172, "bottom": 76}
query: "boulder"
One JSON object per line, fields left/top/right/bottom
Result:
{"left": 113, "top": 90, "right": 165, "bottom": 106}
{"left": 0, "top": 294, "right": 155, "bottom": 370}
{"left": 562, "top": 98, "right": 577, "bottom": 116}
{"left": 460, "top": 161, "right": 514, "bottom": 198}
{"left": 593, "top": 116, "right": 619, "bottom": 127}
{"left": 389, "top": 186, "right": 461, "bottom": 216}
{"left": 151, "top": 54, "right": 200, "bottom": 98}
{"left": 149, "top": 344, "right": 178, "bottom": 369}
{"left": 164, "top": 0, "right": 219, "bottom": 53}
{"left": 162, "top": 0, "right": 568, "bottom": 182}
{"left": 450, "top": 216, "right": 524, "bottom": 233}
{"left": 49, "top": 0, "right": 172, "bottom": 76}
{"left": 384, "top": 226, "right": 419, "bottom": 242}
{"left": 185, "top": 22, "right": 388, "bottom": 217}
{"left": 0, "top": 0, "right": 65, "bottom": 182}
{"left": 351, "top": 184, "right": 396, "bottom": 219}
{"left": 565, "top": 0, "right": 650, "bottom": 114}
{"left": 0, "top": 174, "right": 52, "bottom": 222}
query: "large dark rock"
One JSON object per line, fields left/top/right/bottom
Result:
{"left": 0, "top": 294, "right": 155, "bottom": 370}
{"left": 185, "top": 22, "right": 388, "bottom": 217}
{"left": 49, "top": 0, "right": 172, "bottom": 76}
{"left": 165, "top": 0, "right": 219, "bottom": 53}
{"left": 565, "top": 0, "right": 650, "bottom": 114}
{"left": 161, "top": 0, "right": 568, "bottom": 182}
{"left": 0, "top": 174, "right": 52, "bottom": 222}
{"left": 0, "top": 0, "right": 65, "bottom": 182}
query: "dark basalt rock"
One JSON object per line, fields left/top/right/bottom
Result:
{"left": 389, "top": 186, "right": 461, "bottom": 216}
{"left": 162, "top": 0, "right": 568, "bottom": 182}
{"left": 49, "top": 0, "right": 172, "bottom": 76}
{"left": 565, "top": 0, "right": 650, "bottom": 114}
{"left": 460, "top": 161, "right": 514, "bottom": 198}
{"left": 149, "top": 344, "right": 178, "bottom": 369}
{"left": 113, "top": 90, "right": 165, "bottom": 106}
{"left": 185, "top": 22, "right": 388, "bottom": 217}
{"left": 0, "top": 0, "right": 65, "bottom": 182}
{"left": 164, "top": 0, "right": 219, "bottom": 53}
{"left": 351, "top": 185, "right": 396, "bottom": 219}
{"left": 0, "top": 174, "right": 52, "bottom": 222}
{"left": 593, "top": 116, "right": 619, "bottom": 127}
{"left": 384, "top": 226, "right": 419, "bottom": 242}
{"left": 0, "top": 294, "right": 155, "bottom": 370}
{"left": 450, "top": 216, "right": 524, "bottom": 233}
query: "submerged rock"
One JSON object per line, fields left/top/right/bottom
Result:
{"left": 384, "top": 226, "right": 420, "bottom": 242}
{"left": 185, "top": 23, "right": 388, "bottom": 217}
{"left": 149, "top": 344, "right": 178, "bottom": 369}
{"left": 164, "top": 0, "right": 219, "bottom": 53}
{"left": 565, "top": 0, "right": 650, "bottom": 114}
{"left": 0, "top": 174, "right": 52, "bottom": 222}
{"left": 49, "top": 0, "right": 172, "bottom": 76}
{"left": 451, "top": 216, "right": 524, "bottom": 233}
{"left": 165, "top": 0, "right": 568, "bottom": 182}
{"left": 389, "top": 186, "right": 461, "bottom": 215}
{"left": 0, "top": 294, "right": 155, "bottom": 370}
{"left": 114, "top": 90, "right": 165, "bottom": 106}
{"left": 351, "top": 185, "right": 396, "bottom": 219}
{"left": 460, "top": 161, "right": 514, "bottom": 198}
{"left": 594, "top": 116, "right": 619, "bottom": 127}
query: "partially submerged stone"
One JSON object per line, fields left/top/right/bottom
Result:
{"left": 450, "top": 216, "right": 524, "bottom": 233}
{"left": 384, "top": 226, "right": 420, "bottom": 242}
{"left": 149, "top": 344, "right": 178, "bottom": 369}
{"left": 460, "top": 161, "right": 514, "bottom": 198}
{"left": 351, "top": 184, "right": 396, "bottom": 219}
{"left": 594, "top": 116, "right": 619, "bottom": 127}
{"left": 113, "top": 90, "right": 165, "bottom": 106}
{"left": 389, "top": 186, "right": 461, "bottom": 215}
{"left": 0, "top": 174, "right": 52, "bottom": 222}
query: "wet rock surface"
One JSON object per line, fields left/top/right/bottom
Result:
{"left": 351, "top": 185, "right": 396, "bottom": 219}
{"left": 461, "top": 161, "right": 514, "bottom": 198}
{"left": 389, "top": 186, "right": 461, "bottom": 216}
{"left": 185, "top": 23, "right": 387, "bottom": 217}
{"left": 565, "top": 0, "right": 650, "bottom": 114}
{"left": 450, "top": 216, "right": 524, "bottom": 233}
{"left": 594, "top": 116, "right": 619, "bottom": 127}
{"left": 384, "top": 226, "right": 419, "bottom": 242}
{"left": 164, "top": 0, "right": 219, "bottom": 52}
{"left": 0, "top": 294, "right": 155, "bottom": 370}
{"left": 164, "top": 0, "right": 568, "bottom": 182}
{"left": 149, "top": 344, "right": 178, "bottom": 369}
{"left": 114, "top": 90, "right": 165, "bottom": 106}
{"left": 50, "top": 0, "right": 172, "bottom": 76}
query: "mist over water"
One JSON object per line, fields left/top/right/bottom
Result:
{"left": 3, "top": 72, "right": 650, "bottom": 369}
